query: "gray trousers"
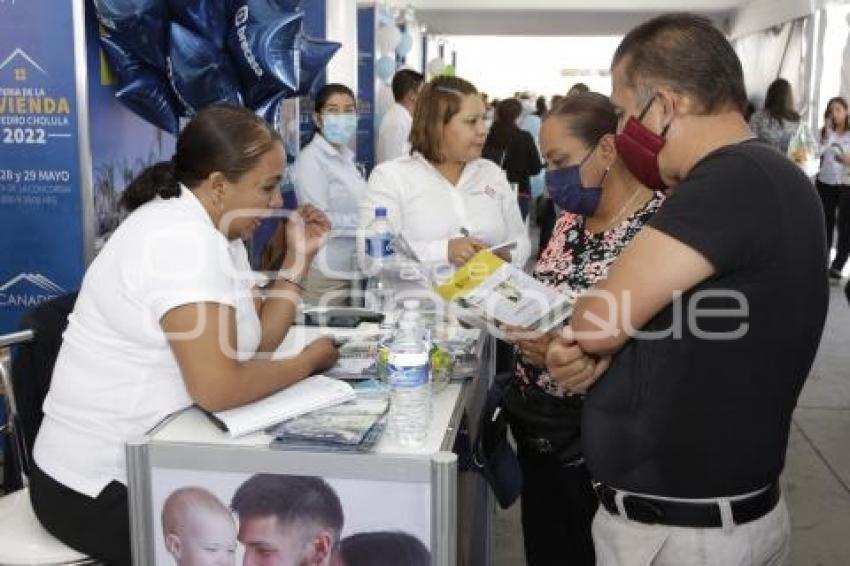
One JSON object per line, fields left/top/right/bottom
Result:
{"left": 593, "top": 492, "right": 790, "bottom": 566}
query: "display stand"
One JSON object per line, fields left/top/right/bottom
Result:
{"left": 127, "top": 335, "right": 496, "bottom": 566}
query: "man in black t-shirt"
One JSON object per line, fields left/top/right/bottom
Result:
{"left": 543, "top": 13, "right": 828, "bottom": 565}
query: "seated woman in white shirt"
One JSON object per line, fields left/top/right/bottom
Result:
{"left": 29, "top": 105, "right": 338, "bottom": 566}
{"left": 294, "top": 83, "right": 367, "bottom": 306}
{"left": 359, "top": 75, "right": 531, "bottom": 300}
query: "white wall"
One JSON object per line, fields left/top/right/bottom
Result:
{"left": 450, "top": 35, "right": 620, "bottom": 100}
{"left": 821, "top": 4, "right": 850, "bottom": 106}
{"left": 404, "top": 20, "right": 425, "bottom": 73}
{"left": 326, "top": 0, "right": 359, "bottom": 92}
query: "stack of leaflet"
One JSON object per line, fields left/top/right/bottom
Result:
{"left": 268, "top": 388, "right": 390, "bottom": 452}
{"left": 324, "top": 333, "right": 387, "bottom": 380}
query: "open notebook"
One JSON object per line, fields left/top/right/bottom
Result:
{"left": 207, "top": 375, "right": 356, "bottom": 437}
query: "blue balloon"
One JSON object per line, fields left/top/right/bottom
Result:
{"left": 93, "top": 0, "right": 168, "bottom": 70}
{"left": 228, "top": 0, "right": 303, "bottom": 106}
{"left": 169, "top": 0, "right": 229, "bottom": 50}
{"left": 100, "top": 35, "right": 180, "bottom": 134}
{"left": 116, "top": 79, "right": 181, "bottom": 135}
{"left": 255, "top": 92, "right": 285, "bottom": 131}
{"left": 375, "top": 55, "right": 396, "bottom": 83}
{"left": 169, "top": 22, "right": 243, "bottom": 114}
{"left": 396, "top": 32, "right": 413, "bottom": 57}
{"left": 272, "top": 0, "right": 302, "bottom": 10}
{"left": 297, "top": 34, "right": 342, "bottom": 96}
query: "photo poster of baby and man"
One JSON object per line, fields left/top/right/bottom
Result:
{"left": 150, "top": 468, "right": 433, "bottom": 566}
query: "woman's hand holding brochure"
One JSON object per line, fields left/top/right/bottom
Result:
{"left": 434, "top": 249, "right": 572, "bottom": 338}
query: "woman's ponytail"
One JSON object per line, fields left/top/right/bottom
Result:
{"left": 119, "top": 160, "right": 180, "bottom": 212}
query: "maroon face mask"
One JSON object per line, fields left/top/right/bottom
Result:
{"left": 615, "top": 95, "right": 669, "bottom": 191}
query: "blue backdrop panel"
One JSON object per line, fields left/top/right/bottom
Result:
{"left": 0, "top": 0, "right": 86, "bottom": 332}
{"left": 85, "top": 0, "right": 175, "bottom": 246}
{"left": 356, "top": 6, "right": 376, "bottom": 175}
{"left": 299, "top": 0, "right": 327, "bottom": 149}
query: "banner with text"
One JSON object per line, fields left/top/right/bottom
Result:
{"left": 0, "top": 0, "right": 86, "bottom": 332}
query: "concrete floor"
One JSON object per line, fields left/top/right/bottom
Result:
{"left": 493, "top": 282, "right": 850, "bottom": 565}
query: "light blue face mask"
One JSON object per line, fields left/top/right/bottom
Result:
{"left": 321, "top": 112, "right": 358, "bottom": 145}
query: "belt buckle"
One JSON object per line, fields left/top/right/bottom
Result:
{"left": 623, "top": 495, "right": 665, "bottom": 525}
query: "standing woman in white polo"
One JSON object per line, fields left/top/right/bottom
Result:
{"left": 294, "top": 83, "right": 367, "bottom": 306}
{"left": 360, "top": 75, "right": 530, "bottom": 294}
{"left": 29, "top": 105, "right": 338, "bottom": 565}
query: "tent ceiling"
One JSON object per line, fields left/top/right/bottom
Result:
{"left": 407, "top": 0, "right": 750, "bottom": 11}
{"left": 409, "top": 0, "right": 756, "bottom": 35}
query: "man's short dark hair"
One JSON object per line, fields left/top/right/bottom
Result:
{"left": 231, "top": 474, "right": 344, "bottom": 539}
{"left": 391, "top": 69, "right": 424, "bottom": 103}
{"left": 612, "top": 13, "right": 747, "bottom": 114}
{"left": 341, "top": 531, "right": 430, "bottom": 566}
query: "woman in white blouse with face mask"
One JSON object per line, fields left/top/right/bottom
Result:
{"left": 359, "top": 76, "right": 531, "bottom": 299}
{"left": 294, "top": 83, "right": 367, "bottom": 306}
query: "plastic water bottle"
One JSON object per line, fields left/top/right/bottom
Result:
{"left": 387, "top": 318, "right": 431, "bottom": 446}
{"left": 399, "top": 299, "right": 431, "bottom": 346}
{"left": 365, "top": 207, "right": 395, "bottom": 317}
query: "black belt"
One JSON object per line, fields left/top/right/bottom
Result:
{"left": 594, "top": 482, "right": 781, "bottom": 528}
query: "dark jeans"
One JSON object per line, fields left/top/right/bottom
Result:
{"left": 816, "top": 180, "right": 850, "bottom": 270}
{"left": 29, "top": 462, "right": 132, "bottom": 566}
{"left": 516, "top": 447, "right": 598, "bottom": 566}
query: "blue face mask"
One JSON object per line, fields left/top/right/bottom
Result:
{"left": 544, "top": 146, "right": 609, "bottom": 216}
{"left": 321, "top": 112, "right": 358, "bottom": 145}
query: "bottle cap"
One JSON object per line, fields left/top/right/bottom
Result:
{"left": 375, "top": 207, "right": 388, "bottom": 217}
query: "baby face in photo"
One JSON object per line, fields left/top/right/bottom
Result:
{"left": 163, "top": 487, "right": 238, "bottom": 566}
{"left": 170, "top": 507, "right": 237, "bottom": 566}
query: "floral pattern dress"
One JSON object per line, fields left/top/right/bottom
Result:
{"left": 515, "top": 192, "right": 665, "bottom": 397}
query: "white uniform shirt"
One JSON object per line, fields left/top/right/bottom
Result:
{"left": 34, "top": 186, "right": 261, "bottom": 497}
{"left": 294, "top": 134, "right": 367, "bottom": 279}
{"left": 376, "top": 103, "right": 413, "bottom": 164}
{"left": 817, "top": 129, "right": 850, "bottom": 186}
{"left": 359, "top": 153, "right": 531, "bottom": 278}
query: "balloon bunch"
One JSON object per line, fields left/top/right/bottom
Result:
{"left": 374, "top": 21, "right": 412, "bottom": 83}
{"left": 94, "top": 0, "right": 341, "bottom": 134}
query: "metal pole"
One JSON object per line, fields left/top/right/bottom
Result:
{"left": 0, "top": 330, "right": 34, "bottom": 349}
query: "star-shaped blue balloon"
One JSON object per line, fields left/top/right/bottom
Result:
{"left": 168, "top": 0, "right": 229, "bottom": 51}
{"left": 100, "top": 35, "right": 180, "bottom": 134}
{"left": 296, "top": 33, "right": 342, "bottom": 97}
{"left": 169, "top": 22, "right": 243, "bottom": 114}
{"left": 93, "top": 0, "right": 168, "bottom": 71}
{"left": 227, "top": 0, "right": 303, "bottom": 107}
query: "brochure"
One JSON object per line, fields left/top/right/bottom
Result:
{"left": 433, "top": 250, "right": 572, "bottom": 336}
{"left": 268, "top": 394, "right": 389, "bottom": 447}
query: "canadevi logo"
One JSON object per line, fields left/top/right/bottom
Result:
{"left": 0, "top": 273, "right": 65, "bottom": 307}
{"left": 0, "top": 48, "right": 47, "bottom": 76}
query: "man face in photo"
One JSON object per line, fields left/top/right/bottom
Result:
{"left": 239, "top": 515, "right": 334, "bottom": 566}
